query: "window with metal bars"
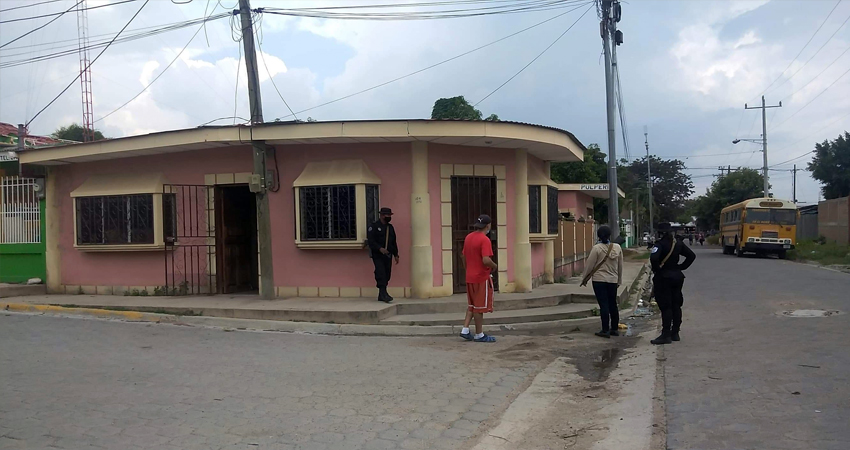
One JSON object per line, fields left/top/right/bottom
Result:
{"left": 75, "top": 195, "right": 154, "bottom": 245}
{"left": 547, "top": 186, "right": 559, "bottom": 235}
{"left": 528, "top": 185, "right": 541, "bottom": 234}
{"left": 299, "top": 185, "right": 357, "bottom": 241}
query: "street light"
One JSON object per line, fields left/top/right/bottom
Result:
{"left": 732, "top": 138, "right": 762, "bottom": 145}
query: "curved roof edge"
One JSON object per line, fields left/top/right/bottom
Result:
{"left": 18, "top": 119, "right": 585, "bottom": 165}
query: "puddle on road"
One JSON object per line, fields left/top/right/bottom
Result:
{"left": 572, "top": 348, "right": 623, "bottom": 382}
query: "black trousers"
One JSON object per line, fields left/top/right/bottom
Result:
{"left": 372, "top": 256, "right": 392, "bottom": 291}
{"left": 592, "top": 281, "right": 619, "bottom": 332}
{"left": 654, "top": 276, "right": 685, "bottom": 333}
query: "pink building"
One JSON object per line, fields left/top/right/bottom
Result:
{"left": 18, "top": 120, "right": 585, "bottom": 299}
{"left": 557, "top": 183, "right": 626, "bottom": 221}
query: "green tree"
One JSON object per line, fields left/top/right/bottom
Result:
{"left": 51, "top": 124, "right": 105, "bottom": 142}
{"left": 431, "top": 96, "right": 499, "bottom": 121}
{"left": 692, "top": 168, "right": 765, "bottom": 229}
{"left": 617, "top": 156, "right": 694, "bottom": 225}
{"left": 808, "top": 131, "right": 850, "bottom": 199}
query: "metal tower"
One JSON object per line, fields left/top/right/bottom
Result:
{"left": 76, "top": 0, "right": 94, "bottom": 142}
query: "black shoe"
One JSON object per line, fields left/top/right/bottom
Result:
{"left": 378, "top": 289, "right": 392, "bottom": 303}
{"left": 651, "top": 331, "right": 672, "bottom": 345}
{"left": 671, "top": 332, "right": 680, "bottom": 342}
{"left": 609, "top": 329, "right": 620, "bottom": 337}
{"left": 595, "top": 330, "right": 611, "bottom": 339}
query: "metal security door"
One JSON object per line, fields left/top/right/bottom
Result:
{"left": 163, "top": 184, "right": 215, "bottom": 295}
{"left": 451, "top": 176, "right": 498, "bottom": 293}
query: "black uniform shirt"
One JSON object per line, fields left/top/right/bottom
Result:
{"left": 650, "top": 236, "right": 696, "bottom": 277}
{"left": 367, "top": 220, "right": 398, "bottom": 258}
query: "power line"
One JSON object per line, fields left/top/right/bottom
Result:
{"left": 256, "top": 35, "right": 297, "bottom": 121}
{"left": 769, "top": 64, "right": 850, "bottom": 131}
{"left": 0, "top": 12, "right": 233, "bottom": 69}
{"left": 755, "top": 0, "right": 842, "bottom": 98}
{"left": 783, "top": 42, "right": 850, "bottom": 102}
{"left": 26, "top": 0, "right": 150, "bottom": 127}
{"left": 0, "top": 0, "right": 139, "bottom": 24}
{"left": 474, "top": 3, "right": 592, "bottom": 107}
{"left": 275, "top": 2, "right": 592, "bottom": 119}
{"left": 0, "top": 0, "right": 65, "bottom": 14}
{"left": 93, "top": 14, "right": 209, "bottom": 124}
{"left": 0, "top": 0, "right": 84, "bottom": 50}
{"left": 768, "top": 4, "right": 850, "bottom": 97}
{"left": 770, "top": 109, "right": 850, "bottom": 167}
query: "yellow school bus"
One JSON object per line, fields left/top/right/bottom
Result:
{"left": 720, "top": 198, "right": 797, "bottom": 258}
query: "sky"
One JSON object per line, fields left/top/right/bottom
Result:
{"left": 1, "top": 0, "right": 849, "bottom": 205}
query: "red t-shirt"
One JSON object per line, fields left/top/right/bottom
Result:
{"left": 463, "top": 231, "right": 494, "bottom": 284}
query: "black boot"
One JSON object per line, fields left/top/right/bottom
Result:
{"left": 671, "top": 331, "right": 681, "bottom": 342}
{"left": 651, "top": 331, "right": 672, "bottom": 345}
{"left": 378, "top": 288, "right": 392, "bottom": 303}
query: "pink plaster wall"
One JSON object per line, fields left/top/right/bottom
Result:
{"left": 271, "top": 143, "right": 412, "bottom": 288}
{"left": 531, "top": 242, "right": 545, "bottom": 279}
{"left": 54, "top": 144, "right": 413, "bottom": 289}
{"left": 428, "top": 144, "right": 516, "bottom": 287}
{"left": 55, "top": 147, "right": 254, "bottom": 287}
{"left": 558, "top": 191, "right": 594, "bottom": 218}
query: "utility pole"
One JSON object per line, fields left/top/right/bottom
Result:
{"left": 238, "top": 0, "right": 275, "bottom": 299}
{"left": 791, "top": 166, "right": 796, "bottom": 202}
{"left": 17, "top": 124, "right": 25, "bottom": 153}
{"left": 644, "top": 126, "right": 653, "bottom": 236}
{"left": 601, "top": 0, "right": 623, "bottom": 238}
{"left": 745, "top": 96, "right": 781, "bottom": 198}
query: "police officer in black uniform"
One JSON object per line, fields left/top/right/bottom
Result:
{"left": 367, "top": 207, "right": 399, "bottom": 303}
{"left": 650, "top": 222, "right": 696, "bottom": 345}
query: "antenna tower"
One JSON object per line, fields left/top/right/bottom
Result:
{"left": 76, "top": 0, "right": 94, "bottom": 142}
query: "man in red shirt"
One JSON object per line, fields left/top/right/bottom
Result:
{"left": 460, "top": 214, "right": 498, "bottom": 342}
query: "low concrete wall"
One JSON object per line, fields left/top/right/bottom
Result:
{"left": 819, "top": 196, "right": 850, "bottom": 245}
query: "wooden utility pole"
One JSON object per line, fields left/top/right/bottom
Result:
{"left": 238, "top": 0, "right": 275, "bottom": 299}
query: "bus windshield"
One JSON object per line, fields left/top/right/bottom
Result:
{"left": 745, "top": 208, "right": 795, "bottom": 225}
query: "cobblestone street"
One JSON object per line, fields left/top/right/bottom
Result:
{"left": 0, "top": 314, "right": 539, "bottom": 450}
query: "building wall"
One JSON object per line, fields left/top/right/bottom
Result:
{"left": 531, "top": 242, "right": 545, "bottom": 282}
{"left": 558, "top": 191, "right": 594, "bottom": 219}
{"left": 818, "top": 196, "right": 850, "bottom": 245}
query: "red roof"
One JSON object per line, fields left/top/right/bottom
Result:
{"left": 0, "top": 122, "right": 63, "bottom": 148}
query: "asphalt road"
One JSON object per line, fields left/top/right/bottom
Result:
{"left": 0, "top": 315, "right": 545, "bottom": 450}
{"left": 664, "top": 246, "right": 850, "bottom": 450}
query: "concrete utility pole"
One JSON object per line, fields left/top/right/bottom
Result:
{"left": 644, "top": 126, "right": 653, "bottom": 236}
{"left": 792, "top": 164, "right": 798, "bottom": 203}
{"left": 601, "top": 0, "right": 622, "bottom": 238}
{"left": 17, "top": 124, "right": 25, "bottom": 153}
{"left": 238, "top": 0, "right": 275, "bottom": 299}
{"left": 745, "top": 96, "right": 781, "bottom": 198}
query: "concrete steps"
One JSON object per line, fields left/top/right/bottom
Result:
{"left": 381, "top": 303, "right": 597, "bottom": 326}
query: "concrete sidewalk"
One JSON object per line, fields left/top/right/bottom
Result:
{"left": 2, "top": 263, "right": 647, "bottom": 335}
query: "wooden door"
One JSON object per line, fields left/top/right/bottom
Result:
{"left": 215, "top": 186, "right": 258, "bottom": 293}
{"left": 451, "top": 176, "right": 498, "bottom": 293}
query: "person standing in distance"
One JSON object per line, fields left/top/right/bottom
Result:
{"left": 367, "top": 207, "right": 399, "bottom": 303}
{"left": 459, "top": 215, "right": 498, "bottom": 343}
{"left": 580, "top": 225, "right": 624, "bottom": 338}
{"left": 650, "top": 222, "right": 696, "bottom": 345}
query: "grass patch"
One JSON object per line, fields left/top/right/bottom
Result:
{"left": 789, "top": 240, "right": 850, "bottom": 266}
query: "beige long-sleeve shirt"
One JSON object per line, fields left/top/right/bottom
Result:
{"left": 580, "top": 242, "right": 624, "bottom": 285}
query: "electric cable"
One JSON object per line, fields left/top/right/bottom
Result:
{"left": 25, "top": 0, "right": 150, "bottom": 127}
{"left": 256, "top": 36, "right": 297, "bottom": 121}
{"left": 0, "top": 0, "right": 139, "bottom": 24}
{"left": 0, "top": 0, "right": 84, "bottom": 50}
{"left": 0, "top": 0, "right": 65, "bottom": 14}
{"left": 769, "top": 63, "right": 850, "bottom": 131}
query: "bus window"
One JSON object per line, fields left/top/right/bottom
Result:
{"left": 745, "top": 209, "right": 771, "bottom": 223}
{"left": 773, "top": 210, "right": 796, "bottom": 225}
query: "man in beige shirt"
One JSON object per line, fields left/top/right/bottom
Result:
{"left": 580, "top": 225, "right": 624, "bottom": 338}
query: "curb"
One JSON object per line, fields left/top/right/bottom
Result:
{"left": 3, "top": 264, "right": 649, "bottom": 337}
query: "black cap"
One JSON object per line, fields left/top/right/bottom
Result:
{"left": 657, "top": 222, "right": 672, "bottom": 232}
{"left": 473, "top": 214, "right": 492, "bottom": 228}
{"left": 379, "top": 207, "right": 393, "bottom": 215}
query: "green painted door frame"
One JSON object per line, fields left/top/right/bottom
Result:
{"left": 0, "top": 199, "right": 47, "bottom": 283}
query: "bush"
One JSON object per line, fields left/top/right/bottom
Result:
{"left": 706, "top": 235, "right": 720, "bottom": 245}
{"left": 789, "top": 240, "right": 850, "bottom": 265}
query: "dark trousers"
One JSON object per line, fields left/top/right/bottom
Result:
{"left": 654, "top": 277, "right": 685, "bottom": 333}
{"left": 592, "top": 281, "right": 619, "bottom": 332}
{"left": 372, "top": 256, "right": 392, "bottom": 291}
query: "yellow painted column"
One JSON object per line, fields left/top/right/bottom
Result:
{"left": 544, "top": 239, "right": 554, "bottom": 284}
{"left": 410, "top": 141, "right": 434, "bottom": 298}
{"left": 513, "top": 149, "right": 533, "bottom": 292}
{"left": 44, "top": 167, "right": 62, "bottom": 294}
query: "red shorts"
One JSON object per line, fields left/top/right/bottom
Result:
{"left": 466, "top": 278, "right": 494, "bottom": 313}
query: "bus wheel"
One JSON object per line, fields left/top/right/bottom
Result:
{"left": 778, "top": 250, "right": 787, "bottom": 260}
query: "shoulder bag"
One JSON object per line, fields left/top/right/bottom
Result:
{"left": 582, "top": 243, "right": 613, "bottom": 286}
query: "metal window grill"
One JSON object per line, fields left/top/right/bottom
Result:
{"left": 75, "top": 194, "right": 154, "bottom": 245}
{"left": 528, "top": 185, "right": 542, "bottom": 234}
{"left": 548, "top": 186, "right": 559, "bottom": 235}
{"left": 0, "top": 176, "right": 41, "bottom": 244}
{"left": 300, "top": 185, "right": 357, "bottom": 241}
{"left": 366, "top": 184, "right": 380, "bottom": 227}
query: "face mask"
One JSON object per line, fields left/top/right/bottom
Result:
{"left": 384, "top": 216, "right": 392, "bottom": 223}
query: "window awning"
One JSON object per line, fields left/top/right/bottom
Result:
{"left": 293, "top": 159, "right": 381, "bottom": 187}
{"left": 527, "top": 163, "right": 558, "bottom": 188}
{"left": 71, "top": 172, "right": 167, "bottom": 197}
